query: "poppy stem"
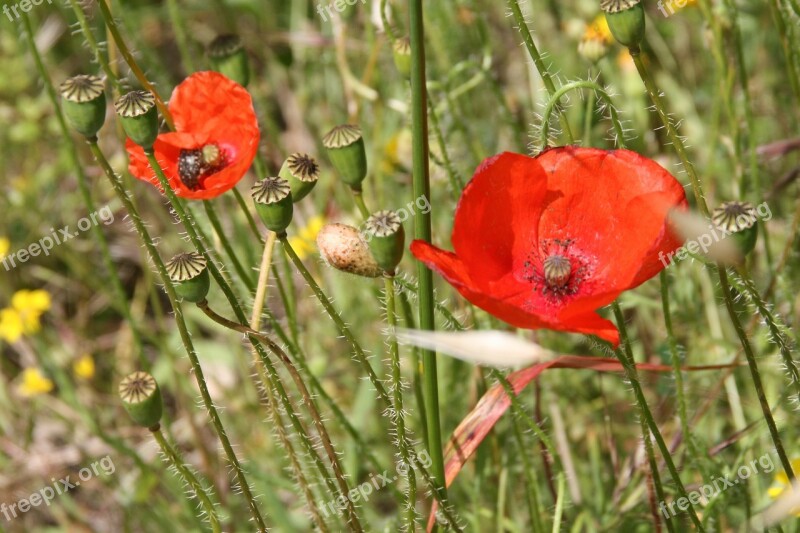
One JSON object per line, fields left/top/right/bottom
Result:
{"left": 96, "top": 0, "right": 175, "bottom": 130}
{"left": 88, "top": 141, "right": 268, "bottom": 532}
{"left": 540, "top": 81, "right": 624, "bottom": 150}
{"left": 507, "top": 0, "right": 575, "bottom": 144}
{"left": 383, "top": 275, "right": 418, "bottom": 529}
{"left": 351, "top": 189, "right": 371, "bottom": 220}
{"left": 611, "top": 302, "right": 703, "bottom": 531}
{"left": 630, "top": 46, "right": 796, "bottom": 481}
{"left": 409, "top": 0, "right": 448, "bottom": 512}
{"left": 280, "top": 236, "right": 463, "bottom": 530}
{"left": 659, "top": 272, "right": 691, "bottom": 451}
{"left": 150, "top": 426, "right": 222, "bottom": 533}
{"left": 203, "top": 200, "right": 257, "bottom": 291}
{"left": 66, "top": 0, "right": 123, "bottom": 95}
{"left": 142, "top": 151, "right": 360, "bottom": 526}
{"left": 196, "top": 300, "right": 365, "bottom": 533}
{"left": 21, "top": 13, "right": 146, "bottom": 368}
{"left": 251, "top": 231, "right": 278, "bottom": 330}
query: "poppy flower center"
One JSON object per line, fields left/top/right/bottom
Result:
{"left": 522, "top": 238, "right": 589, "bottom": 300}
{"left": 543, "top": 254, "right": 571, "bottom": 289}
{"left": 178, "top": 144, "right": 227, "bottom": 190}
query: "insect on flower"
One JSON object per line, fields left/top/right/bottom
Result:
{"left": 125, "top": 71, "right": 260, "bottom": 200}
{"left": 410, "top": 146, "right": 687, "bottom": 346}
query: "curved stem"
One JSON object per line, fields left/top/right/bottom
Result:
{"left": 507, "top": 0, "right": 574, "bottom": 143}
{"left": 197, "top": 301, "right": 364, "bottom": 532}
{"left": 351, "top": 189, "right": 371, "bottom": 220}
{"left": 540, "top": 80, "right": 624, "bottom": 149}
{"left": 151, "top": 427, "right": 222, "bottom": 533}
{"left": 88, "top": 142, "right": 267, "bottom": 531}
{"left": 611, "top": 302, "right": 703, "bottom": 531}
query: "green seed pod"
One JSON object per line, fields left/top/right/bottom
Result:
{"left": 166, "top": 252, "right": 211, "bottom": 303}
{"left": 317, "top": 223, "right": 382, "bottom": 278}
{"left": 712, "top": 201, "right": 759, "bottom": 257}
{"left": 322, "top": 125, "right": 368, "bottom": 190}
{"left": 601, "top": 0, "right": 645, "bottom": 49}
{"left": 280, "top": 153, "right": 320, "bottom": 202}
{"left": 393, "top": 37, "right": 411, "bottom": 79}
{"left": 119, "top": 371, "right": 163, "bottom": 429}
{"left": 208, "top": 34, "right": 250, "bottom": 87}
{"left": 59, "top": 75, "right": 106, "bottom": 139}
{"left": 365, "top": 210, "right": 405, "bottom": 274}
{"left": 252, "top": 177, "right": 294, "bottom": 233}
{"left": 115, "top": 90, "right": 159, "bottom": 151}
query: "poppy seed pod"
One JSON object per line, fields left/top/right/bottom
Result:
{"left": 601, "top": 0, "right": 645, "bottom": 49}
{"left": 119, "top": 371, "right": 163, "bottom": 429}
{"left": 252, "top": 177, "right": 294, "bottom": 233}
{"left": 712, "top": 201, "right": 759, "bottom": 257}
{"left": 115, "top": 90, "right": 159, "bottom": 151}
{"left": 208, "top": 34, "right": 250, "bottom": 87}
{"left": 322, "top": 125, "right": 368, "bottom": 190}
{"left": 365, "top": 210, "right": 405, "bottom": 274}
{"left": 60, "top": 75, "right": 106, "bottom": 138}
{"left": 280, "top": 153, "right": 320, "bottom": 202}
{"left": 166, "top": 252, "right": 210, "bottom": 303}
{"left": 317, "top": 223, "right": 382, "bottom": 278}
{"left": 393, "top": 37, "right": 412, "bottom": 79}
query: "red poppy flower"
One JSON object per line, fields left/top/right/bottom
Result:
{"left": 410, "top": 146, "right": 687, "bottom": 346}
{"left": 125, "top": 71, "right": 259, "bottom": 200}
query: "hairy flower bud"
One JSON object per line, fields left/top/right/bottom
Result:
{"left": 317, "top": 223, "right": 381, "bottom": 278}
{"left": 119, "top": 371, "right": 163, "bottom": 429}
{"left": 60, "top": 75, "right": 106, "bottom": 138}
{"left": 115, "top": 90, "right": 159, "bottom": 151}
{"left": 601, "top": 0, "right": 645, "bottom": 49}
{"left": 166, "top": 252, "right": 210, "bottom": 303}
{"left": 252, "top": 177, "right": 294, "bottom": 232}
{"left": 322, "top": 125, "right": 368, "bottom": 190}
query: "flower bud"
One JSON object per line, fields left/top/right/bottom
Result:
{"left": 365, "top": 210, "right": 405, "bottom": 274}
{"left": 115, "top": 90, "right": 159, "bottom": 151}
{"left": 252, "top": 177, "right": 294, "bottom": 233}
{"left": 393, "top": 37, "right": 411, "bottom": 79}
{"left": 60, "top": 75, "right": 106, "bottom": 138}
{"left": 601, "top": 0, "right": 645, "bottom": 49}
{"left": 166, "top": 252, "right": 210, "bottom": 303}
{"left": 119, "top": 371, "right": 163, "bottom": 429}
{"left": 712, "top": 201, "right": 759, "bottom": 257}
{"left": 208, "top": 34, "right": 250, "bottom": 87}
{"left": 322, "top": 125, "right": 367, "bottom": 190}
{"left": 317, "top": 223, "right": 381, "bottom": 278}
{"left": 280, "top": 153, "right": 320, "bottom": 202}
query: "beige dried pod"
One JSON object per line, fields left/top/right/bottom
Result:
{"left": 316, "top": 223, "right": 381, "bottom": 278}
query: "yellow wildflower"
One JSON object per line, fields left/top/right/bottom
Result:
{"left": 0, "top": 289, "right": 51, "bottom": 342}
{"left": 288, "top": 215, "right": 325, "bottom": 260}
{"left": 768, "top": 458, "right": 800, "bottom": 516}
{"left": 584, "top": 14, "right": 612, "bottom": 45}
{"left": 16, "top": 367, "right": 54, "bottom": 397}
{"left": 0, "top": 237, "right": 9, "bottom": 259}
{"left": 73, "top": 354, "right": 96, "bottom": 380}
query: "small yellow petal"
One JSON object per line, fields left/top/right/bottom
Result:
{"left": 73, "top": 354, "right": 96, "bottom": 380}
{"left": 0, "top": 238, "right": 9, "bottom": 258}
{"left": 12, "top": 289, "right": 51, "bottom": 313}
{"left": 584, "top": 14, "right": 612, "bottom": 44}
{"left": 0, "top": 308, "right": 24, "bottom": 343}
{"left": 17, "top": 368, "right": 54, "bottom": 397}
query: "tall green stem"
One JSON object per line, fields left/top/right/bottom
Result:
{"left": 384, "top": 276, "right": 417, "bottom": 530}
{"left": 611, "top": 302, "right": 703, "bottom": 530}
{"left": 507, "top": 0, "right": 574, "bottom": 143}
{"left": 87, "top": 141, "right": 267, "bottom": 531}
{"left": 151, "top": 427, "right": 222, "bottom": 533}
{"left": 409, "top": 0, "right": 447, "bottom": 507}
